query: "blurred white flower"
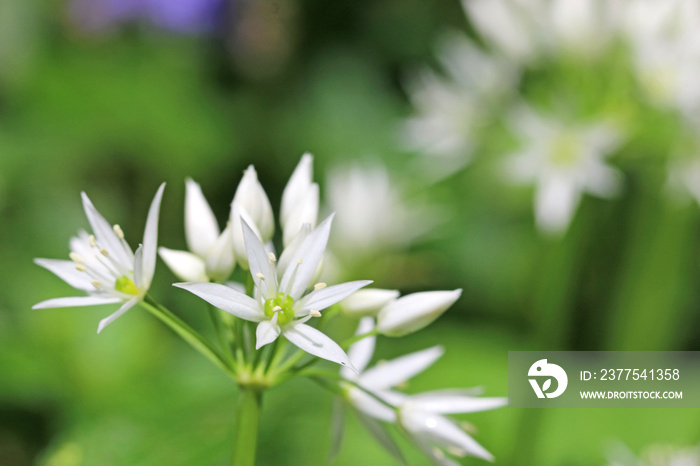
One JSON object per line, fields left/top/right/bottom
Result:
{"left": 463, "top": 0, "right": 617, "bottom": 61}
{"left": 339, "top": 288, "right": 399, "bottom": 318}
{"left": 326, "top": 162, "right": 435, "bottom": 256}
{"left": 341, "top": 318, "right": 506, "bottom": 464}
{"left": 176, "top": 217, "right": 371, "bottom": 369}
{"left": 607, "top": 442, "right": 700, "bottom": 466}
{"left": 230, "top": 165, "right": 274, "bottom": 269}
{"left": 504, "top": 105, "right": 623, "bottom": 234}
{"left": 34, "top": 184, "right": 165, "bottom": 333}
{"left": 376, "top": 289, "right": 462, "bottom": 337}
{"left": 159, "top": 178, "right": 234, "bottom": 283}
{"left": 621, "top": 0, "right": 700, "bottom": 115}
{"left": 401, "top": 32, "right": 516, "bottom": 176}
{"left": 280, "top": 153, "right": 319, "bottom": 247}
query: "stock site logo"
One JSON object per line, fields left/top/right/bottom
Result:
{"left": 528, "top": 359, "right": 568, "bottom": 399}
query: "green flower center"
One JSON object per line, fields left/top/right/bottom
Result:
{"left": 115, "top": 275, "right": 139, "bottom": 295}
{"left": 263, "top": 293, "right": 295, "bottom": 326}
{"left": 550, "top": 133, "right": 582, "bottom": 167}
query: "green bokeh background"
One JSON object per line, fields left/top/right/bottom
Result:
{"left": 1, "top": 1, "right": 699, "bottom": 465}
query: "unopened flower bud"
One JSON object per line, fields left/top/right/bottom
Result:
{"left": 377, "top": 289, "right": 462, "bottom": 337}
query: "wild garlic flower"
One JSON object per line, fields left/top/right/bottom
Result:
{"left": 280, "top": 153, "right": 319, "bottom": 247}
{"left": 33, "top": 184, "right": 165, "bottom": 333}
{"left": 326, "top": 163, "right": 435, "bottom": 257}
{"left": 401, "top": 32, "right": 516, "bottom": 176}
{"left": 231, "top": 165, "right": 275, "bottom": 269}
{"left": 504, "top": 105, "right": 623, "bottom": 234}
{"left": 341, "top": 318, "right": 506, "bottom": 464}
{"left": 159, "top": 178, "right": 234, "bottom": 283}
{"left": 621, "top": 0, "right": 700, "bottom": 115}
{"left": 376, "top": 289, "right": 462, "bottom": 337}
{"left": 176, "top": 217, "right": 371, "bottom": 369}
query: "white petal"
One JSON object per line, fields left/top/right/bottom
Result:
{"left": 185, "top": 178, "right": 220, "bottom": 257}
{"left": 344, "top": 316, "right": 377, "bottom": 377}
{"left": 97, "top": 297, "right": 139, "bottom": 333}
{"left": 360, "top": 346, "right": 444, "bottom": 391}
{"left": 464, "top": 0, "right": 534, "bottom": 62}
{"left": 140, "top": 183, "right": 165, "bottom": 289}
{"left": 376, "top": 289, "right": 462, "bottom": 337}
{"left": 158, "top": 248, "right": 208, "bottom": 282}
{"left": 33, "top": 296, "right": 123, "bottom": 309}
{"left": 277, "top": 223, "right": 311, "bottom": 277}
{"left": 255, "top": 316, "right": 281, "bottom": 349}
{"left": 34, "top": 259, "right": 94, "bottom": 291}
{"left": 230, "top": 202, "right": 261, "bottom": 270}
{"left": 283, "top": 322, "right": 355, "bottom": 370}
{"left": 233, "top": 165, "right": 274, "bottom": 241}
{"left": 81, "top": 192, "right": 132, "bottom": 267}
{"left": 340, "top": 288, "right": 400, "bottom": 317}
{"left": 534, "top": 175, "right": 579, "bottom": 235}
{"left": 283, "top": 183, "right": 319, "bottom": 247}
{"left": 401, "top": 409, "right": 493, "bottom": 461}
{"left": 281, "top": 153, "right": 314, "bottom": 228}
{"left": 133, "top": 244, "right": 144, "bottom": 291}
{"left": 347, "top": 387, "right": 397, "bottom": 422}
{"left": 295, "top": 280, "right": 373, "bottom": 316}
{"left": 173, "top": 282, "right": 263, "bottom": 322}
{"left": 407, "top": 393, "right": 507, "bottom": 414}
{"left": 204, "top": 223, "right": 236, "bottom": 282}
{"left": 279, "top": 214, "right": 333, "bottom": 300}
{"left": 241, "top": 219, "right": 278, "bottom": 301}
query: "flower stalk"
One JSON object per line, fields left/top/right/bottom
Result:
{"left": 231, "top": 387, "right": 262, "bottom": 466}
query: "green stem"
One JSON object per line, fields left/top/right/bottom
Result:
{"left": 208, "top": 304, "right": 234, "bottom": 360}
{"left": 142, "top": 295, "right": 235, "bottom": 378}
{"left": 341, "top": 329, "right": 378, "bottom": 350}
{"left": 231, "top": 387, "right": 262, "bottom": 466}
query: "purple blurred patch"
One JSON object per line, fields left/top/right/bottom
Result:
{"left": 70, "top": 0, "right": 225, "bottom": 34}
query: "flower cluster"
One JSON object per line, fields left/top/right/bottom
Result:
{"left": 403, "top": 0, "right": 700, "bottom": 234}
{"left": 33, "top": 154, "right": 503, "bottom": 464}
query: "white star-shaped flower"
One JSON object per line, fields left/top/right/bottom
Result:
{"left": 33, "top": 183, "right": 165, "bottom": 333}
{"left": 341, "top": 318, "right": 507, "bottom": 464}
{"left": 159, "top": 178, "right": 235, "bottom": 283}
{"left": 504, "top": 105, "right": 623, "bottom": 234}
{"left": 175, "top": 216, "right": 371, "bottom": 369}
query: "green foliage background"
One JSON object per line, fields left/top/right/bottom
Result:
{"left": 1, "top": 0, "right": 699, "bottom": 465}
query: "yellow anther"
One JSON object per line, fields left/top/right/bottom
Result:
{"left": 447, "top": 447, "right": 466, "bottom": 458}
{"left": 256, "top": 273, "right": 265, "bottom": 280}
{"left": 273, "top": 306, "right": 282, "bottom": 312}
{"left": 313, "top": 282, "right": 327, "bottom": 291}
{"left": 268, "top": 252, "right": 277, "bottom": 264}
{"left": 89, "top": 235, "right": 96, "bottom": 247}
{"left": 91, "top": 280, "right": 102, "bottom": 289}
{"left": 433, "top": 448, "right": 445, "bottom": 460}
{"left": 459, "top": 421, "right": 477, "bottom": 433}
{"left": 100, "top": 248, "right": 109, "bottom": 257}
{"left": 75, "top": 264, "right": 88, "bottom": 272}
{"left": 113, "top": 224, "right": 125, "bottom": 239}
{"left": 297, "top": 258, "right": 303, "bottom": 265}
{"left": 69, "top": 252, "right": 83, "bottom": 263}
{"left": 309, "top": 310, "right": 322, "bottom": 317}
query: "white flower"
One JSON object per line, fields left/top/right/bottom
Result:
{"left": 339, "top": 288, "right": 399, "bottom": 317}
{"left": 231, "top": 165, "right": 275, "bottom": 268}
{"left": 401, "top": 32, "right": 516, "bottom": 176}
{"left": 280, "top": 153, "right": 319, "bottom": 247}
{"left": 504, "top": 105, "right": 623, "bottom": 234}
{"left": 621, "top": 0, "right": 700, "bottom": 115}
{"left": 175, "top": 216, "right": 371, "bottom": 369}
{"left": 376, "top": 289, "right": 462, "bottom": 337}
{"left": 326, "top": 163, "right": 436, "bottom": 256}
{"left": 159, "top": 178, "right": 234, "bottom": 283}
{"left": 341, "top": 318, "right": 506, "bottom": 464}
{"left": 33, "top": 183, "right": 165, "bottom": 333}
